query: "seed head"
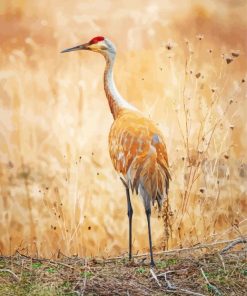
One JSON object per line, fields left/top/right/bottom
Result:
{"left": 196, "top": 34, "right": 204, "bottom": 41}
{"left": 165, "top": 39, "right": 176, "bottom": 50}
{"left": 199, "top": 188, "right": 205, "bottom": 193}
{"left": 226, "top": 57, "right": 233, "bottom": 64}
{"left": 231, "top": 50, "right": 240, "bottom": 58}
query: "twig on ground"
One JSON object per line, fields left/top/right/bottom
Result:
{"left": 82, "top": 274, "right": 87, "bottom": 296}
{"left": 157, "top": 270, "right": 176, "bottom": 289}
{"left": 164, "top": 271, "right": 176, "bottom": 290}
{"left": 15, "top": 252, "right": 75, "bottom": 269}
{"left": 200, "top": 267, "right": 222, "bottom": 295}
{"left": 0, "top": 269, "right": 20, "bottom": 282}
{"left": 220, "top": 237, "right": 247, "bottom": 254}
{"left": 150, "top": 268, "right": 161, "bottom": 287}
{"left": 157, "top": 269, "right": 205, "bottom": 296}
{"left": 104, "top": 238, "right": 244, "bottom": 262}
{"left": 178, "top": 288, "right": 206, "bottom": 296}
{"left": 150, "top": 268, "right": 204, "bottom": 296}
{"left": 163, "top": 290, "right": 204, "bottom": 295}
{"left": 157, "top": 268, "right": 188, "bottom": 278}
{"left": 81, "top": 258, "right": 88, "bottom": 296}
{"left": 217, "top": 253, "right": 226, "bottom": 273}
{"left": 49, "top": 260, "right": 76, "bottom": 269}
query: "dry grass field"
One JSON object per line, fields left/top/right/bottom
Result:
{"left": 0, "top": 0, "right": 246, "bottom": 267}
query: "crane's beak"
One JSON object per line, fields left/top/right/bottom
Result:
{"left": 61, "top": 43, "right": 90, "bottom": 53}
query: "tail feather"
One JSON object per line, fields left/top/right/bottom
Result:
{"left": 127, "top": 147, "right": 170, "bottom": 211}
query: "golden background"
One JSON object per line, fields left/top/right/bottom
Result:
{"left": 0, "top": 0, "right": 246, "bottom": 258}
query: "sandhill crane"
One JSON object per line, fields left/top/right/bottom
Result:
{"left": 61, "top": 36, "right": 171, "bottom": 266}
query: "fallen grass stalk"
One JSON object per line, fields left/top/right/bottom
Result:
{"left": 104, "top": 237, "right": 245, "bottom": 262}
{"left": 200, "top": 267, "right": 222, "bottom": 296}
{"left": 150, "top": 268, "right": 161, "bottom": 287}
{"left": 176, "top": 288, "right": 206, "bottom": 296}
{"left": 160, "top": 270, "right": 177, "bottom": 289}
{"left": 217, "top": 253, "right": 226, "bottom": 273}
{"left": 14, "top": 252, "right": 76, "bottom": 269}
{"left": 0, "top": 268, "right": 20, "bottom": 282}
{"left": 221, "top": 237, "right": 247, "bottom": 254}
{"left": 157, "top": 269, "right": 206, "bottom": 296}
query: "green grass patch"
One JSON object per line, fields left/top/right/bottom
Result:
{"left": 81, "top": 271, "right": 93, "bottom": 278}
{"left": 45, "top": 267, "right": 57, "bottom": 273}
{"left": 32, "top": 262, "right": 43, "bottom": 269}
{"left": 156, "top": 258, "right": 178, "bottom": 269}
{"left": 136, "top": 266, "right": 146, "bottom": 274}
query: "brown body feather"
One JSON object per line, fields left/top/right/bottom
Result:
{"left": 109, "top": 109, "right": 171, "bottom": 211}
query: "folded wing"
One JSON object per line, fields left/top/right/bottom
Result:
{"left": 109, "top": 110, "right": 171, "bottom": 211}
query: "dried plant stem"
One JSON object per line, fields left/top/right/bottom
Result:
{"left": 102, "top": 237, "right": 245, "bottom": 262}
{"left": 0, "top": 268, "right": 20, "bottom": 282}
{"left": 14, "top": 252, "right": 76, "bottom": 269}
{"left": 150, "top": 268, "right": 162, "bottom": 287}
{"left": 156, "top": 269, "right": 206, "bottom": 296}
{"left": 21, "top": 158, "right": 36, "bottom": 246}
{"left": 221, "top": 237, "right": 247, "bottom": 254}
{"left": 182, "top": 59, "right": 190, "bottom": 160}
{"left": 200, "top": 267, "right": 222, "bottom": 295}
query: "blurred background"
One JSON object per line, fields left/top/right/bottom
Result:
{"left": 0, "top": 0, "right": 246, "bottom": 258}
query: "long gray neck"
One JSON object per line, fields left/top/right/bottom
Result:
{"left": 103, "top": 52, "right": 137, "bottom": 119}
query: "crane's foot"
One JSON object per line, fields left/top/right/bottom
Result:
{"left": 150, "top": 260, "right": 156, "bottom": 268}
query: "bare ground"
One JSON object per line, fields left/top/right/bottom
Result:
{"left": 0, "top": 239, "right": 246, "bottom": 296}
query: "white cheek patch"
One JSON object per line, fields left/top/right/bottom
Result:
{"left": 91, "top": 41, "right": 107, "bottom": 50}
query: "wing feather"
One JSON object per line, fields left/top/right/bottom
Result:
{"left": 109, "top": 110, "right": 171, "bottom": 210}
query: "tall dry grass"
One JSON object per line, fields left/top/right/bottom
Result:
{"left": 0, "top": 0, "right": 247, "bottom": 258}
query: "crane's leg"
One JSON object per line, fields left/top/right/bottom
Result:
{"left": 126, "top": 186, "right": 133, "bottom": 261}
{"left": 146, "top": 208, "right": 155, "bottom": 267}
{"left": 120, "top": 177, "right": 133, "bottom": 261}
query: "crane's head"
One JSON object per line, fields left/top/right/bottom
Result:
{"left": 61, "top": 36, "right": 116, "bottom": 57}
